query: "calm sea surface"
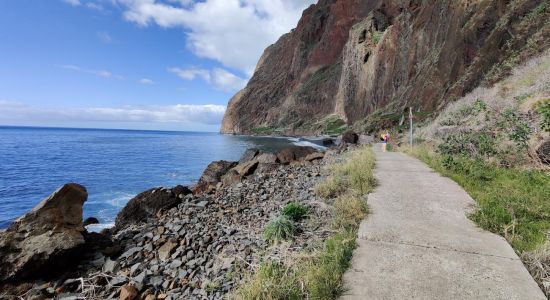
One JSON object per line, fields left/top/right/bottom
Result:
{"left": 0, "top": 126, "right": 324, "bottom": 229}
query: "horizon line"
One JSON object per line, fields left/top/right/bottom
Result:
{"left": 0, "top": 124, "right": 220, "bottom": 134}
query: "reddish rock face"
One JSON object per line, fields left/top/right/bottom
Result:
{"left": 221, "top": 0, "right": 550, "bottom": 135}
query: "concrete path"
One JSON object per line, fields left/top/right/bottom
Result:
{"left": 341, "top": 147, "right": 545, "bottom": 299}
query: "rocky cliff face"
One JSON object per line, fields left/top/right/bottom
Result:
{"left": 221, "top": 0, "right": 550, "bottom": 135}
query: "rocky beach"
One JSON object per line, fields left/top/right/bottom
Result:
{"left": 0, "top": 133, "right": 366, "bottom": 300}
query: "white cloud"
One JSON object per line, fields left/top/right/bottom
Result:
{"left": 63, "top": 0, "right": 81, "bottom": 6}
{"left": 61, "top": 64, "right": 122, "bottom": 79}
{"left": 0, "top": 100, "right": 225, "bottom": 125}
{"left": 115, "top": 0, "right": 315, "bottom": 75}
{"left": 97, "top": 31, "right": 112, "bottom": 44}
{"left": 86, "top": 2, "right": 104, "bottom": 10}
{"left": 168, "top": 67, "right": 210, "bottom": 81}
{"left": 168, "top": 67, "right": 247, "bottom": 92}
{"left": 138, "top": 78, "right": 154, "bottom": 85}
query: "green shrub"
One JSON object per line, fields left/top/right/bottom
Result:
{"left": 372, "top": 31, "right": 383, "bottom": 44}
{"left": 282, "top": 202, "right": 309, "bottom": 222}
{"left": 437, "top": 131, "right": 497, "bottom": 158}
{"left": 498, "top": 109, "right": 531, "bottom": 149}
{"left": 537, "top": 100, "right": 550, "bottom": 132}
{"left": 263, "top": 215, "right": 295, "bottom": 244}
{"left": 251, "top": 126, "right": 275, "bottom": 135}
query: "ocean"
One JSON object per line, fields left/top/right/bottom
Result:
{"left": 0, "top": 126, "right": 325, "bottom": 230}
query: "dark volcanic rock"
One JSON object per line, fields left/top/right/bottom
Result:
{"left": 276, "top": 146, "right": 317, "bottom": 164}
{"left": 83, "top": 217, "right": 99, "bottom": 227}
{"left": 322, "top": 138, "right": 334, "bottom": 146}
{"left": 537, "top": 138, "right": 550, "bottom": 164}
{"left": 341, "top": 131, "right": 359, "bottom": 144}
{"left": 193, "top": 161, "right": 238, "bottom": 194}
{"left": 172, "top": 185, "right": 193, "bottom": 197}
{"left": 115, "top": 187, "right": 180, "bottom": 230}
{"left": 0, "top": 183, "right": 88, "bottom": 282}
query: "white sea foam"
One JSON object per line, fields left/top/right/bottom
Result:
{"left": 291, "top": 139, "right": 326, "bottom": 151}
{"left": 86, "top": 222, "right": 114, "bottom": 233}
{"left": 108, "top": 193, "right": 134, "bottom": 207}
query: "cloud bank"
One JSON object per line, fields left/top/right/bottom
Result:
{"left": 116, "top": 0, "right": 315, "bottom": 75}
{"left": 168, "top": 67, "right": 247, "bottom": 92}
{"left": 62, "top": 0, "right": 315, "bottom": 92}
{"left": 0, "top": 101, "right": 225, "bottom": 125}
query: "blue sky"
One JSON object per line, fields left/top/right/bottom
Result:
{"left": 0, "top": 0, "right": 314, "bottom": 131}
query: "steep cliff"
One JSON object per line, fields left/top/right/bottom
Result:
{"left": 221, "top": 0, "right": 550, "bottom": 135}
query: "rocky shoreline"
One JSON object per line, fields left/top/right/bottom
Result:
{"left": 0, "top": 133, "right": 368, "bottom": 300}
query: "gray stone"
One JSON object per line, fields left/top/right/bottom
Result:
{"left": 148, "top": 276, "right": 164, "bottom": 288}
{"left": 103, "top": 258, "right": 119, "bottom": 273}
{"left": 130, "top": 262, "right": 141, "bottom": 276}
{"left": 110, "top": 276, "right": 128, "bottom": 286}
{"left": 120, "top": 247, "right": 142, "bottom": 259}
{"left": 158, "top": 239, "right": 178, "bottom": 261}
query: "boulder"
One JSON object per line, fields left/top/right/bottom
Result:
{"left": 193, "top": 161, "right": 237, "bottom": 194}
{"left": 172, "top": 185, "right": 192, "bottom": 198}
{"left": 255, "top": 163, "right": 279, "bottom": 175}
{"left": 233, "top": 160, "right": 259, "bottom": 176}
{"left": 341, "top": 131, "right": 359, "bottom": 144}
{"left": 322, "top": 138, "right": 334, "bottom": 146}
{"left": 0, "top": 183, "right": 88, "bottom": 282}
{"left": 304, "top": 152, "right": 325, "bottom": 161}
{"left": 536, "top": 138, "right": 550, "bottom": 164}
{"left": 83, "top": 217, "right": 99, "bottom": 227}
{"left": 115, "top": 186, "right": 182, "bottom": 230}
{"left": 221, "top": 170, "right": 242, "bottom": 187}
{"left": 256, "top": 153, "right": 278, "bottom": 164}
{"left": 239, "top": 148, "right": 260, "bottom": 163}
{"left": 221, "top": 160, "right": 260, "bottom": 187}
{"left": 276, "top": 146, "right": 317, "bottom": 164}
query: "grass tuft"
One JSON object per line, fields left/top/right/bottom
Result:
{"left": 282, "top": 202, "right": 309, "bottom": 222}
{"left": 237, "top": 147, "right": 375, "bottom": 299}
{"left": 333, "top": 193, "right": 368, "bottom": 231}
{"left": 236, "top": 261, "right": 301, "bottom": 300}
{"left": 263, "top": 215, "right": 295, "bottom": 244}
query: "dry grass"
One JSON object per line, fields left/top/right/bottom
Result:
{"left": 236, "top": 147, "right": 375, "bottom": 299}
{"left": 315, "top": 147, "right": 376, "bottom": 198}
{"left": 522, "top": 242, "right": 550, "bottom": 296}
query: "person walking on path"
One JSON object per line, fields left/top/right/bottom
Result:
{"left": 381, "top": 131, "right": 390, "bottom": 152}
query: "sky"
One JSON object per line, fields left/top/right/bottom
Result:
{"left": 0, "top": 0, "right": 315, "bottom": 132}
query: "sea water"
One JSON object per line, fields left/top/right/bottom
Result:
{"left": 0, "top": 126, "right": 325, "bottom": 229}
